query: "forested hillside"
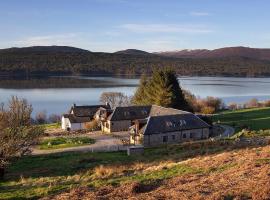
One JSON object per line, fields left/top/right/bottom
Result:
{"left": 1, "top": 46, "right": 270, "bottom": 77}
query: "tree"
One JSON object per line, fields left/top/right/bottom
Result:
{"left": 244, "top": 98, "right": 260, "bottom": 108}
{"left": 133, "top": 69, "right": 192, "bottom": 111}
{"left": 203, "top": 96, "right": 223, "bottom": 111}
{"left": 228, "top": 102, "right": 238, "bottom": 110}
{"left": 100, "top": 92, "right": 131, "bottom": 109}
{"left": 35, "top": 111, "right": 47, "bottom": 124}
{"left": 132, "top": 75, "right": 149, "bottom": 105}
{"left": 48, "top": 114, "right": 61, "bottom": 123}
{"left": 0, "top": 96, "right": 44, "bottom": 179}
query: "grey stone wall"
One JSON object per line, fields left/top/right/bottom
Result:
{"left": 102, "top": 120, "right": 131, "bottom": 133}
{"left": 141, "top": 128, "right": 210, "bottom": 147}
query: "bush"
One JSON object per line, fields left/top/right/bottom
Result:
{"left": 85, "top": 120, "right": 99, "bottom": 131}
{"left": 201, "top": 106, "right": 215, "bottom": 114}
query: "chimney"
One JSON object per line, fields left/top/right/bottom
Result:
{"left": 73, "top": 103, "right": 76, "bottom": 107}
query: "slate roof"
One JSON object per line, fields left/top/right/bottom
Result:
{"left": 108, "top": 105, "right": 151, "bottom": 121}
{"left": 70, "top": 104, "right": 111, "bottom": 117}
{"left": 63, "top": 114, "right": 91, "bottom": 123}
{"left": 143, "top": 113, "right": 210, "bottom": 135}
{"left": 149, "top": 105, "right": 189, "bottom": 116}
{"left": 107, "top": 105, "right": 188, "bottom": 121}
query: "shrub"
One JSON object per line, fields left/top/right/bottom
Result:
{"left": 85, "top": 120, "right": 99, "bottom": 131}
{"left": 201, "top": 106, "right": 215, "bottom": 114}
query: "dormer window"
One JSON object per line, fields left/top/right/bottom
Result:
{"left": 179, "top": 120, "right": 186, "bottom": 126}
{"left": 141, "top": 110, "right": 148, "bottom": 115}
{"left": 166, "top": 121, "right": 173, "bottom": 127}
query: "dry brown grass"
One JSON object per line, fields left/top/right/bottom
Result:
{"left": 44, "top": 145, "right": 270, "bottom": 200}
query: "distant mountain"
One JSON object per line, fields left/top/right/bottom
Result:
{"left": 156, "top": 47, "right": 270, "bottom": 61}
{"left": 114, "top": 49, "right": 151, "bottom": 56}
{"left": 0, "top": 46, "right": 90, "bottom": 53}
{"left": 1, "top": 45, "right": 270, "bottom": 77}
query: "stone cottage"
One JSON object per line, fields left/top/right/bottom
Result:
{"left": 101, "top": 105, "right": 190, "bottom": 133}
{"left": 130, "top": 113, "right": 211, "bottom": 147}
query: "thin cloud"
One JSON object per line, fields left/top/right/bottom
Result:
{"left": 120, "top": 23, "right": 213, "bottom": 34}
{"left": 14, "top": 33, "right": 80, "bottom": 46}
{"left": 190, "top": 11, "right": 211, "bottom": 16}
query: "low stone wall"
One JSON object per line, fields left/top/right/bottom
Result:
{"left": 127, "top": 145, "right": 144, "bottom": 156}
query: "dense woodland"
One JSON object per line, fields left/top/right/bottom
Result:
{"left": 1, "top": 46, "right": 270, "bottom": 77}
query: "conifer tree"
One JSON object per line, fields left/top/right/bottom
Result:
{"left": 132, "top": 74, "right": 149, "bottom": 105}
{"left": 133, "top": 69, "right": 192, "bottom": 111}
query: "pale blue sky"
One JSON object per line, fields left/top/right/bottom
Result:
{"left": 0, "top": 0, "right": 269, "bottom": 52}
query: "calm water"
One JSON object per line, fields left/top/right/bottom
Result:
{"left": 1, "top": 76, "right": 270, "bottom": 115}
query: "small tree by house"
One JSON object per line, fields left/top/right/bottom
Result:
{"left": 85, "top": 119, "right": 99, "bottom": 131}
{"left": 35, "top": 111, "right": 47, "bottom": 124}
{"left": 0, "top": 96, "right": 44, "bottom": 179}
{"left": 100, "top": 92, "right": 131, "bottom": 109}
{"left": 48, "top": 114, "right": 61, "bottom": 123}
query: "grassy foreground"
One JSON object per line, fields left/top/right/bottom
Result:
{"left": 0, "top": 140, "right": 269, "bottom": 199}
{"left": 212, "top": 107, "right": 270, "bottom": 131}
{"left": 39, "top": 137, "right": 95, "bottom": 150}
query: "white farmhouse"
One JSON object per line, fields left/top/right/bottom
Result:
{"left": 61, "top": 103, "right": 111, "bottom": 131}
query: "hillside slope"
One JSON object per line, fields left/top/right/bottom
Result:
{"left": 44, "top": 145, "right": 270, "bottom": 200}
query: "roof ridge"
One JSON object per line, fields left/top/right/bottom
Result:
{"left": 151, "top": 104, "right": 190, "bottom": 114}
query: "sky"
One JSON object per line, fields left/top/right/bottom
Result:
{"left": 0, "top": 0, "right": 270, "bottom": 52}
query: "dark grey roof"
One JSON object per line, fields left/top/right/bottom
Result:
{"left": 143, "top": 114, "right": 210, "bottom": 135}
{"left": 70, "top": 104, "right": 111, "bottom": 117}
{"left": 108, "top": 105, "right": 189, "bottom": 121}
{"left": 63, "top": 114, "right": 91, "bottom": 123}
{"left": 149, "top": 105, "right": 189, "bottom": 116}
{"left": 108, "top": 105, "right": 151, "bottom": 121}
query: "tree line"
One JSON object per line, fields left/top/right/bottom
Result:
{"left": 1, "top": 50, "right": 270, "bottom": 77}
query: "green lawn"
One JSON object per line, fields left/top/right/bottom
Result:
{"left": 212, "top": 107, "right": 270, "bottom": 131}
{"left": 39, "top": 137, "right": 95, "bottom": 150}
{"left": 39, "top": 123, "right": 61, "bottom": 129}
{"left": 0, "top": 141, "right": 236, "bottom": 199}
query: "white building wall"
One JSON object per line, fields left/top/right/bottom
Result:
{"left": 61, "top": 117, "right": 71, "bottom": 130}
{"left": 70, "top": 123, "right": 82, "bottom": 131}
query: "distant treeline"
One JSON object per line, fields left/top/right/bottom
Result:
{"left": 1, "top": 50, "right": 270, "bottom": 77}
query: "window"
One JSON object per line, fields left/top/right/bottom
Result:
{"left": 179, "top": 120, "right": 187, "bottom": 126}
{"left": 190, "top": 133, "right": 193, "bottom": 138}
{"left": 166, "top": 121, "right": 173, "bottom": 127}
{"left": 172, "top": 135, "right": 175, "bottom": 140}
{"left": 163, "top": 136, "right": 168, "bottom": 143}
{"left": 183, "top": 133, "right": 186, "bottom": 138}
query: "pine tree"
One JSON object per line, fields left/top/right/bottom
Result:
{"left": 133, "top": 69, "right": 192, "bottom": 111}
{"left": 132, "top": 74, "right": 149, "bottom": 105}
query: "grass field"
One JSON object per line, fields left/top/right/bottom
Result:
{"left": 39, "top": 137, "right": 96, "bottom": 150}
{"left": 0, "top": 140, "right": 243, "bottom": 199}
{"left": 212, "top": 107, "right": 270, "bottom": 131}
{"left": 39, "top": 123, "right": 61, "bottom": 129}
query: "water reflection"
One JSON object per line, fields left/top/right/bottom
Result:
{"left": 1, "top": 76, "right": 270, "bottom": 115}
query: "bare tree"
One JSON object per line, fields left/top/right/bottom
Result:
{"left": 244, "top": 98, "right": 260, "bottom": 108}
{"left": 35, "top": 111, "right": 47, "bottom": 124}
{"left": 100, "top": 92, "right": 131, "bottom": 109}
{"left": 0, "top": 96, "right": 44, "bottom": 179}
{"left": 228, "top": 102, "right": 238, "bottom": 110}
{"left": 48, "top": 114, "right": 61, "bottom": 123}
